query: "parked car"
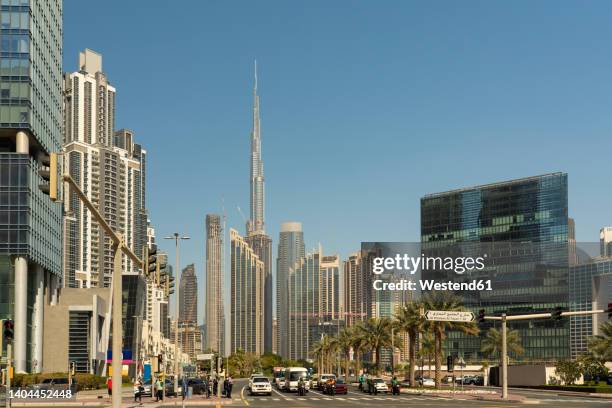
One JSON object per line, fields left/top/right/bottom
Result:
{"left": 142, "top": 379, "right": 153, "bottom": 397}
{"left": 323, "top": 378, "right": 347, "bottom": 395}
{"left": 33, "top": 378, "right": 77, "bottom": 392}
{"left": 249, "top": 377, "right": 272, "bottom": 396}
{"left": 186, "top": 378, "right": 206, "bottom": 395}
{"left": 419, "top": 377, "right": 435, "bottom": 387}
{"left": 372, "top": 378, "right": 389, "bottom": 393}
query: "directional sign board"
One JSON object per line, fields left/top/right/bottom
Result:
{"left": 425, "top": 310, "right": 475, "bottom": 322}
{"left": 196, "top": 353, "right": 214, "bottom": 361}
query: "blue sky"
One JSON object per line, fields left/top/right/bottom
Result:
{"left": 64, "top": 1, "right": 612, "bottom": 323}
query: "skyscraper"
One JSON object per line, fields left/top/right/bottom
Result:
{"left": 343, "top": 252, "right": 371, "bottom": 327}
{"left": 276, "top": 222, "right": 305, "bottom": 358}
{"left": 63, "top": 50, "right": 148, "bottom": 288}
{"left": 421, "top": 173, "right": 569, "bottom": 362}
{"left": 247, "top": 61, "right": 264, "bottom": 236}
{"left": 179, "top": 264, "right": 197, "bottom": 324}
{"left": 245, "top": 62, "right": 273, "bottom": 352}
{"left": 230, "top": 228, "right": 264, "bottom": 354}
{"left": 600, "top": 227, "right": 612, "bottom": 257}
{"left": 0, "top": 0, "right": 63, "bottom": 373}
{"left": 205, "top": 214, "right": 225, "bottom": 356}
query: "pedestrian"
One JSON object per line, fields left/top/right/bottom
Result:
{"left": 155, "top": 377, "right": 164, "bottom": 402}
{"left": 223, "top": 378, "right": 228, "bottom": 397}
{"left": 133, "top": 378, "right": 143, "bottom": 404}
{"left": 107, "top": 377, "right": 112, "bottom": 397}
{"left": 205, "top": 376, "right": 210, "bottom": 398}
{"left": 182, "top": 376, "right": 188, "bottom": 400}
{"left": 213, "top": 377, "right": 218, "bottom": 397}
{"left": 227, "top": 376, "right": 233, "bottom": 399}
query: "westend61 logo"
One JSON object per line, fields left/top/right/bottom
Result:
{"left": 372, "top": 254, "right": 488, "bottom": 275}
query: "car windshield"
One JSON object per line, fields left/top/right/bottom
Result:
{"left": 55, "top": 379, "right": 68, "bottom": 384}
{"left": 336, "top": 379, "right": 345, "bottom": 384}
{"left": 374, "top": 379, "right": 384, "bottom": 383}
{"left": 322, "top": 375, "right": 334, "bottom": 380}
{"left": 41, "top": 379, "right": 53, "bottom": 384}
{"left": 289, "top": 371, "right": 307, "bottom": 381}
{"left": 253, "top": 378, "right": 269, "bottom": 383}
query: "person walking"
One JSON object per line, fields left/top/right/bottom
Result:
{"left": 182, "top": 376, "right": 188, "bottom": 400}
{"left": 106, "top": 377, "right": 112, "bottom": 397}
{"left": 133, "top": 378, "right": 143, "bottom": 405}
{"left": 204, "top": 376, "right": 210, "bottom": 398}
{"left": 226, "top": 376, "right": 233, "bottom": 399}
{"left": 155, "top": 377, "right": 164, "bottom": 402}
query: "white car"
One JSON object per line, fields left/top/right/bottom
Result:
{"left": 316, "top": 374, "right": 336, "bottom": 390}
{"left": 275, "top": 376, "right": 285, "bottom": 389}
{"left": 372, "top": 378, "right": 389, "bottom": 393}
{"left": 420, "top": 377, "right": 435, "bottom": 387}
{"left": 249, "top": 377, "right": 272, "bottom": 396}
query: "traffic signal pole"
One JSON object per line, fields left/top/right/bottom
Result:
{"left": 484, "top": 308, "right": 605, "bottom": 400}
{"left": 62, "top": 174, "right": 143, "bottom": 408}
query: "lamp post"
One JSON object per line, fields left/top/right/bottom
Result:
{"left": 164, "top": 233, "right": 190, "bottom": 397}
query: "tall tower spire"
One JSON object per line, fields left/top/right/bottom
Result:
{"left": 248, "top": 60, "right": 265, "bottom": 235}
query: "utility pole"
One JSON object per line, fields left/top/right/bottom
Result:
{"left": 501, "top": 314, "right": 507, "bottom": 399}
{"left": 164, "top": 233, "right": 190, "bottom": 398}
{"left": 391, "top": 327, "right": 394, "bottom": 378}
{"left": 62, "top": 174, "right": 143, "bottom": 408}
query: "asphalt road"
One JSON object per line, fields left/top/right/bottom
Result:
{"left": 220, "top": 379, "right": 612, "bottom": 408}
{"left": 4, "top": 380, "right": 611, "bottom": 407}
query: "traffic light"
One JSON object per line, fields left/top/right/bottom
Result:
{"left": 3, "top": 319, "right": 14, "bottom": 344}
{"left": 551, "top": 307, "right": 564, "bottom": 320}
{"left": 477, "top": 309, "right": 485, "bottom": 323}
{"left": 144, "top": 245, "right": 157, "bottom": 277}
{"left": 607, "top": 303, "right": 612, "bottom": 320}
{"left": 38, "top": 152, "right": 58, "bottom": 201}
{"left": 446, "top": 355, "right": 454, "bottom": 372}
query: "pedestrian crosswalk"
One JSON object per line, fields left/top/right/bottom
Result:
{"left": 242, "top": 395, "right": 612, "bottom": 404}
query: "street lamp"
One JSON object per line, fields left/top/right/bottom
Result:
{"left": 164, "top": 233, "right": 190, "bottom": 396}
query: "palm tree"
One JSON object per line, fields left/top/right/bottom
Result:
{"left": 358, "top": 317, "right": 394, "bottom": 375}
{"left": 336, "top": 327, "right": 354, "bottom": 381}
{"left": 588, "top": 321, "right": 612, "bottom": 361}
{"left": 423, "top": 292, "right": 479, "bottom": 389}
{"left": 350, "top": 322, "right": 367, "bottom": 378}
{"left": 312, "top": 341, "right": 324, "bottom": 374}
{"left": 417, "top": 332, "right": 435, "bottom": 378}
{"left": 481, "top": 327, "right": 525, "bottom": 361}
{"left": 394, "top": 300, "right": 425, "bottom": 386}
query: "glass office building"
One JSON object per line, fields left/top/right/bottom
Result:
{"left": 569, "top": 258, "right": 612, "bottom": 359}
{"left": 421, "top": 173, "right": 569, "bottom": 363}
{"left": 0, "top": 0, "right": 63, "bottom": 373}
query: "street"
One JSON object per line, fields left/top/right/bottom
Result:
{"left": 4, "top": 380, "right": 612, "bottom": 407}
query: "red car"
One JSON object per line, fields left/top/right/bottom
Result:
{"left": 323, "top": 379, "right": 348, "bottom": 395}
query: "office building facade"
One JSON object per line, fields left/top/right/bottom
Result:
{"left": 205, "top": 214, "right": 225, "bottom": 355}
{"left": 569, "top": 258, "right": 612, "bottom": 358}
{"left": 421, "top": 173, "right": 570, "bottom": 362}
{"left": 230, "top": 228, "right": 264, "bottom": 355}
{"left": 0, "top": 0, "right": 63, "bottom": 373}
{"left": 276, "top": 222, "right": 305, "bottom": 358}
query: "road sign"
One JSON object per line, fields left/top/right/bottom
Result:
{"left": 425, "top": 310, "right": 475, "bottom": 322}
{"left": 197, "top": 353, "right": 214, "bottom": 361}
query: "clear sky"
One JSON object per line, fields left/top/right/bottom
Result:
{"left": 64, "top": 1, "right": 612, "bottom": 324}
